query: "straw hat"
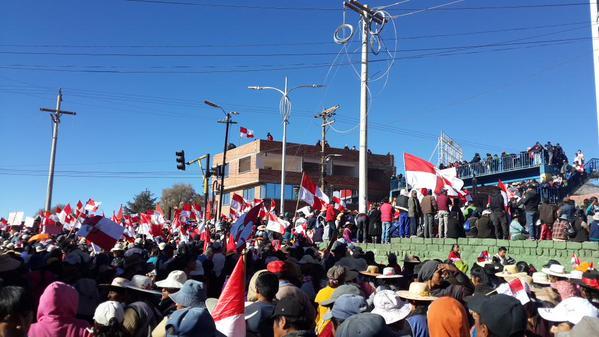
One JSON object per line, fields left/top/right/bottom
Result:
{"left": 376, "top": 267, "right": 403, "bottom": 279}
{"left": 541, "top": 264, "right": 570, "bottom": 278}
{"left": 495, "top": 265, "right": 527, "bottom": 279}
{"left": 126, "top": 275, "right": 161, "bottom": 295}
{"left": 359, "top": 265, "right": 382, "bottom": 277}
{"left": 99, "top": 277, "right": 131, "bottom": 291}
{"left": 397, "top": 282, "right": 438, "bottom": 302}
{"left": 532, "top": 272, "right": 551, "bottom": 286}
{"left": 155, "top": 270, "right": 187, "bottom": 289}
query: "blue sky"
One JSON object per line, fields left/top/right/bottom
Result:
{"left": 1, "top": 0, "right": 598, "bottom": 217}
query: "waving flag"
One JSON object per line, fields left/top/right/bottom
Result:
{"left": 213, "top": 255, "right": 246, "bottom": 337}
{"left": 240, "top": 127, "right": 254, "bottom": 138}
{"left": 230, "top": 193, "right": 245, "bottom": 213}
{"left": 300, "top": 174, "right": 329, "bottom": 210}
{"left": 78, "top": 216, "right": 124, "bottom": 251}
{"left": 42, "top": 211, "right": 62, "bottom": 235}
{"left": 230, "top": 203, "right": 262, "bottom": 247}
{"left": 498, "top": 179, "right": 509, "bottom": 209}
{"left": 404, "top": 153, "right": 464, "bottom": 195}
{"left": 84, "top": 199, "right": 102, "bottom": 213}
{"left": 266, "top": 212, "right": 288, "bottom": 234}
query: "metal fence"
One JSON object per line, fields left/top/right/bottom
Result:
{"left": 456, "top": 150, "right": 546, "bottom": 179}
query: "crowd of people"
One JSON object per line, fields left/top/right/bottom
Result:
{"left": 1, "top": 210, "right": 598, "bottom": 337}
{"left": 443, "top": 143, "right": 584, "bottom": 179}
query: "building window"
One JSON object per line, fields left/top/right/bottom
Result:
{"left": 243, "top": 187, "right": 255, "bottom": 200}
{"left": 238, "top": 157, "right": 251, "bottom": 174}
{"left": 222, "top": 192, "right": 230, "bottom": 205}
{"left": 215, "top": 164, "right": 229, "bottom": 178}
{"left": 260, "top": 183, "right": 297, "bottom": 200}
{"left": 224, "top": 164, "right": 229, "bottom": 178}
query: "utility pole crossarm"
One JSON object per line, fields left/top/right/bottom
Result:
{"left": 40, "top": 108, "right": 77, "bottom": 115}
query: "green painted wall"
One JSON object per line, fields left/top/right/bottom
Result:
{"left": 357, "top": 238, "right": 599, "bottom": 269}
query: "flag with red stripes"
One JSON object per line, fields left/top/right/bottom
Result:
{"left": 78, "top": 216, "right": 124, "bottom": 251}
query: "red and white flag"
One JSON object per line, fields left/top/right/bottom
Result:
{"left": 299, "top": 174, "right": 329, "bottom": 210}
{"left": 497, "top": 278, "right": 530, "bottom": 305}
{"left": 78, "top": 216, "right": 124, "bottom": 251}
{"left": 42, "top": 211, "right": 62, "bottom": 235}
{"left": 266, "top": 212, "right": 288, "bottom": 234}
{"left": 498, "top": 179, "right": 509, "bottom": 209}
{"left": 332, "top": 196, "right": 346, "bottom": 212}
{"left": 404, "top": 153, "right": 464, "bottom": 195}
{"left": 84, "top": 199, "right": 102, "bottom": 213}
{"left": 213, "top": 255, "right": 246, "bottom": 337}
{"left": 240, "top": 127, "right": 254, "bottom": 138}
{"left": 230, "top": 203, "right": 262, "bottom": 247}
{"left": 230, "top": 193, "right": 245, "bottom": 214}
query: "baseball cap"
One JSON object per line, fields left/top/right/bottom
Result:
{"left": 271, "top": 296, "right": 307, "bottom": 319}
{"left": 320, "top": 284, "right": 361, "bottom": 306}
{"left": 323, "top": 294, "right": 367, "bottom": 321}
{"left": 93, "top": 301, "right": 125, "bottom": 326}
{"left": 335, "top": 313, "right": 396, "bottom": 337}
{"left": 537, "top": 296, "right": 598, "bottom": 325}
{"left": 466, "top": 294, "right": 527, "bottom": 337}
{"left": 166, "top": 307, "right": 224, "bottom": 337}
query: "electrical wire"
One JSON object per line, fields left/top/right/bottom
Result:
{"left": 393, "top": 0, "right": 465, "bottom": 18}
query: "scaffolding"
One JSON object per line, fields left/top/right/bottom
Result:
{"left": 431, "top": 131, "right": 464, "bottom": 167}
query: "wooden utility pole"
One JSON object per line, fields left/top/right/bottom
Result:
{"left": 41, "top": 89, "right": 77, "bottom": 212}
{"left": 315, "top": 105, "right": 340, "bottom": 191}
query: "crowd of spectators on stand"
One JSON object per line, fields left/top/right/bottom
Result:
{"left": 1, "top": 195, "right": 599, "bottom": 337}
{"left": 441, "top": 142, "right": 585, "bottom": 179}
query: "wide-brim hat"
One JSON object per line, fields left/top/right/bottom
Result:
{"left": 397, "top": 282, "right": 438, "bottom": 302}
{"left": 155, "top": 270, "right": 187, "bottom": 289}
{"left": 0, "top": 254, "right": 21, "bottom": 273}
{"left": 336, "top": 256, "right": 368, "bottom": 272}
{"left": 359, "top": 265, "right": 381, "bottom": 277}
{"left": 403, "top": 255, "right": 421, "bottom": 264}
{"left": 495, "top": 265, "right": 527, "bottom": 279}
{"left": 298, "top": 255, "right": 319, "bottom": 265}
{"left": 532, "top": 272, "right": 551, "bottom": 286}
{"left": 169, "top": 280, "right": 206, "bottom": 308}
{"left": 126, "top": 275, "right": 161, "bottom": 295}
{"left": 376, "top": 267, "right": 403, "bottom": 279}
{"left": 570, "top": 270, "right": 599, "bottom": 291}
{"left": 542, "top": 264, "right": 570, "bottom": 278}
{"left": 99, "top": 277, "right": 131, "bottom": 291}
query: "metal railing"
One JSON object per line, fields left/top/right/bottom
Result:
{"left": 456, "top": 150, "right": 547, "bottom": 179}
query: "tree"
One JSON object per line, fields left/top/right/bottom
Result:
{"left": 125, "top": 189, "right": 157, "bottom": 215}
{"left": 160, "top": 184, "right": 204, "bottom": 217}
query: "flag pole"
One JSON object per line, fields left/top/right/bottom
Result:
{"left": 294, "top": 172, "right": 305, "bottom": 217}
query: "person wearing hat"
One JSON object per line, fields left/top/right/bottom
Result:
{"left": 111, "top": 242, "right": 126, "bottom": 269}
{"left": 376, "top": 267, "right": 403, "bottom": 291}
{"left": 542, "top": 264, "right": 580, "bottom": 300}
{"left": 466, "top": 294, "right": 528, "bottom": 337}
{"left": 537, "top": 296, "right": 599, "bottom": 335}
{"left": 398, "top": 282, "right": 438, "bottom": 337}
{"left": 552, "top": 213, "right": 571, "bottom": 241}
{"left": 417, "top": 260, "right": 474, "bottom": 302}
{"left": 590, "top": 211, "right": 599, "bottom": 241}
{"left": 123, "top": 275, "right": 163, "bottom": 337}
{"left": 152, "top": 279, "right": 207, "bottom": 337}
{"left": 335, "top": 313, "right": 397, "bottom": 337}
{"left": 320, "top": 294, "right": 368, "bottom": 337}
{"left": 358, "top": 265, "right": 381, "bottom": 298}
{"left": 0, "top": 286, "right": 34, "bottom": 337}
{"left": 267, "top": 261, "right": 316, "bottom": 325}
{"left": 100, "top": 277, "right": 130, "bottom": 303}
{"left": 272, "top": 296, "right": 316, "bottom": 337}
{"left": 245, "top": 271, "right": 279, "bottom": 337}
{"left": 92, "top": 301, "right": 127, "bottom": 337}
{"left": 165, "top": 307, "right": 223, "bottom": 337}
{"left": 569, "top": 269, "right": 599, "bottom": 306}
{"left": 314, "top": 265, "right": 355, "bottom": 334}
{"left": 401, "top": 255, "right": 421, "bottom": 283}
{"left": 371, "top": 290, "right": 412, "bottom": 335}
{"left": 155, "top": 271, "right": 187, "bottom": 316}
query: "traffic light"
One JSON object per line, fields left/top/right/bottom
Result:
{"left": 176, "top": 150, "right": 186, "bottom": 171}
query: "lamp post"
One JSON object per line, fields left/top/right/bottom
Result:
{"left": 248, "top": 77, "right": 323, "bottom": 215}
{"left": 204, "top": 100, "right": 238, "bottom": 221}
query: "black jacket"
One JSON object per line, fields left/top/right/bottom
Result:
{"left": 476, "top": 215, "right": 494, "bottom": 238}
{"left": 520, "top": 190, "right": 540, "bottom": 212}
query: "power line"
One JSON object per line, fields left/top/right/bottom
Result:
{"left": 0, "top": 21, "right": 587, "bottom": 48}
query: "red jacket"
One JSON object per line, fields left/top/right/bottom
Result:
{"left": 326, "top": 204, "right": 337, "bottom": 222}
{"left": 436, "top": 194, "right": 451, "bottom": 212}
{"left": 380, "top": 203, "right": 394, "bottom": 222}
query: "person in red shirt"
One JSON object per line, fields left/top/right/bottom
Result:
{"left": 326, "top": 204, "right": 337, "bottom": 241}
{"left": 379, "top": 201, "right": 395, "bottom": 244}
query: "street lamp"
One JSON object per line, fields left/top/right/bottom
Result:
{"left": 248, "top": 77, "right": 323, "bottom": 215}
{"left": 204, "top": 100, "right": 238, "bottom": 221}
